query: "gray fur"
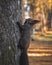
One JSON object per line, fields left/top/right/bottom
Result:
{"left": 17, "top": 18, "right": 40, "bottom": 65}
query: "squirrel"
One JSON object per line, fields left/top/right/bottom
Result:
{"left": 17, "top": 18, "right": 40, "bottom": 65}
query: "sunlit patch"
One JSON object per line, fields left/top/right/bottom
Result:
{"left": 28, "top": 49, "right": 52, "bottom": 57}
{"left": 25, "top": 12, "right": 30, "bottom": 19}
{"left": 28, "top": 53, "right": 52, "bottom": 57}
{"left": 9, "top": 46, "right": 11, "bottom": 50}
{"left": 28, "top": 49, "right": 52, "bottom": 53}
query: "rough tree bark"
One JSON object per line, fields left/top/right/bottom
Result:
{"left": 0, "top": 0, "right": 22, "bottom": 65}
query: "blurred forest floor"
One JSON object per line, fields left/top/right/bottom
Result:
{"left": 28, "top": 38, "right": 52, "bottom": 65}
{"left": 31, "top": 31, "right": 52, "bottom": 41}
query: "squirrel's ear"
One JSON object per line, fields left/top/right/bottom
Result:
{"left": 30, "top": 20, "right": 40, "bottom": 25}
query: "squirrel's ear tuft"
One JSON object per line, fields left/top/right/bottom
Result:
{"left": 30, "top": 20, "right": 40, "bottom": 25}
{"left": 24, "top": 18, "right": 40, "bottom": 25}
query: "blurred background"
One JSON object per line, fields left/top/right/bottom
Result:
{"left": 18, "top": 0, "right": 52, "bottom": 41}
{"left": 19, "top": 0, "right": 52, "bottom": 65}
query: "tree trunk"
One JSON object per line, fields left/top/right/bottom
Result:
{"left": 47, "top": 10, "right": 52, "bottom": 30}
{"left": 0, "top": 0, "right": 22, "bottom": 65}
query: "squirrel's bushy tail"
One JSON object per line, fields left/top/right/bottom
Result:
{"left": 19, "top": 50, "right": 29, "bottom": 65}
